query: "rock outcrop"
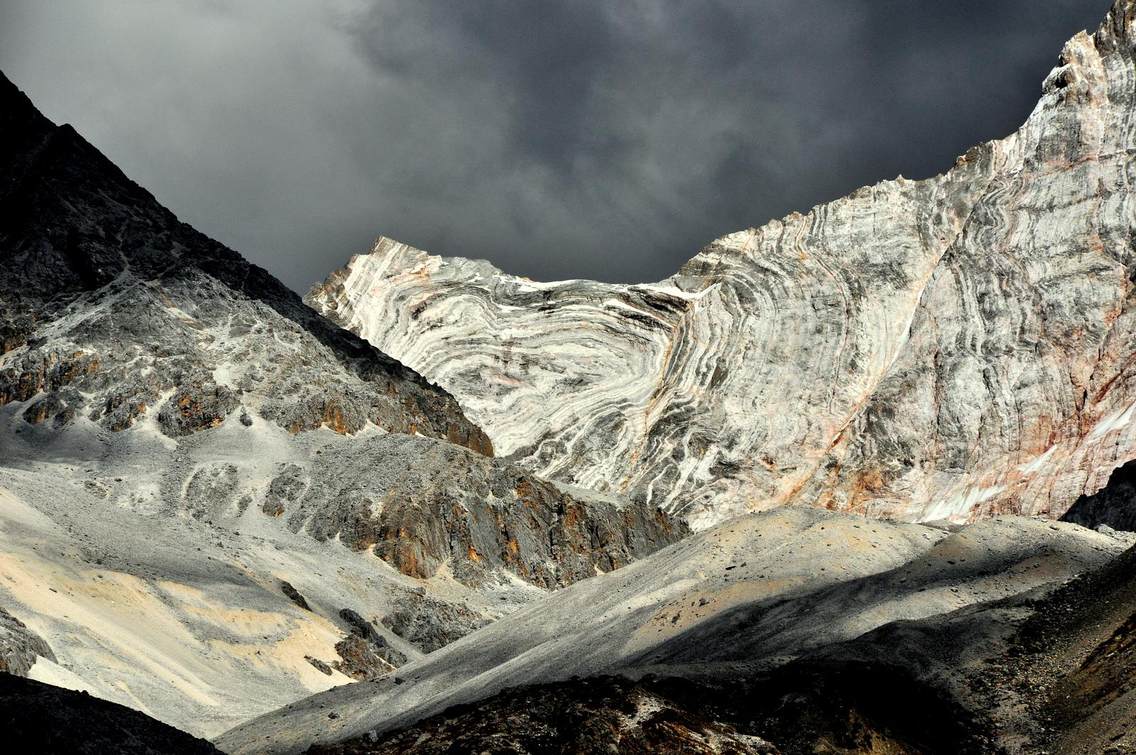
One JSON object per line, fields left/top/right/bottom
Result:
{"left": 1061, "top": 457, "right": 1136, "bottom": 531}
{"left": 269, "top": 433, "right": 683, "bottom": 588}
{"left": 0, "top": 606, "right": 54, "bottom": 677}
{"left": 310, "top": 1, "right": 1136, "bottom": 530}
{"left": 379, "top": 588, "right": 491, "bottom": 654}
{"left": 333, "top": 610, "right": 408, "bottom": 680}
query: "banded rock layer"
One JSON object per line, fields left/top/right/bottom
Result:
{"left": 311, "top": 3, "right": 1136, "bottom": 529}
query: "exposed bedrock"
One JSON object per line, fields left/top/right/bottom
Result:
{"left": 1061, "top": 457, "right": 1136, "bottom": 532}
{"left": 310, "top": 1, "right": 1136, "bottom": 529}
{"left": 0, "top": 606, "right": 54, "bottom": 677}
{"left": 379, "top": 588, "right": 491, "bottom": 654}
{"left": 263, "top": 433, "right": 686, "bottom": 589}
{"left": 0, "top": 69, "right": 489, "bottom": 454}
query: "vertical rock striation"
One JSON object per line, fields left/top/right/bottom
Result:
{"left": 310, "top": 2, "right": 1136, "bottom": 529}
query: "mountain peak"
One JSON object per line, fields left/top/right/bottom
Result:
{"left": 0, "top": 67, "right": 491, "bottom": 451}
{"left": 310, "top": 4, "right": 1136, "bottom": 530}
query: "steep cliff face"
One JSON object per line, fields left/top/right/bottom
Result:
{"left": 310, "top": 3, "right": 1136, "bottom": 529}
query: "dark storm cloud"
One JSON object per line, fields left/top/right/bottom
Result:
{"left": 0, "top": 1, "right": 1111, "bottom": 291}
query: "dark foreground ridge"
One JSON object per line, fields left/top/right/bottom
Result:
{"left": 0, "top": 673, "right": 219, "bottom": 754}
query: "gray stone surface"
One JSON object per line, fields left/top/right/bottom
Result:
{"left": 380, "top": 588, "right": 491, "bottom": 654}
{"left": 0, "top": 606, "right": 54, "bottom": 677}
{"left": 272, "top": 433, "right": 685, "bottom": 589}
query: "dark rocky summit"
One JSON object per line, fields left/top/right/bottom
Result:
{"left": 1062, "top": 458, "right": 1136, "bottom": 533}
{"left": 0, "top": 70, "right": 489, "bottom": 451}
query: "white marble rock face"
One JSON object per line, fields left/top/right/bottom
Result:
{"left": 309, "top": 7, "right": 1136, "bottom": 530}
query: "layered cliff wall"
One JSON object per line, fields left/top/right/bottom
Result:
{"left": 311, "top": 4, "right": 1136, "bottom": 529}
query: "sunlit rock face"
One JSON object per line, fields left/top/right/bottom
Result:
{"left": 311, "top": 6, "right": 1136, "bottom": 530}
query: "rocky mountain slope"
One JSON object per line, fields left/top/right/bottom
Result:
{"left": 0, "top": 75, "right": 489, "bottom": 453}
{"left": 217, "top": 505, "right": 1133, "bottom": 753}
{"left": 8, "top": 2, "right": 1136, "bottom": 753}
{"left": 0, "top": 71, "right": 682, "bottom": 737}
{"left": 303, "top": 527, "right": 1136, "bottom": 754}
{"left": 310, "top": 0, "right": 1136, "bottom": 530}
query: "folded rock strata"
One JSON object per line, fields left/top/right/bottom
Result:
{"left": 310, "top": 0, "right": 1136, "bottom": 530}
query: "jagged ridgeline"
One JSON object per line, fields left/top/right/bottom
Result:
{"left": 311, "top": 0, "right": 1136, "bottom": 531}
{"left": 0, "top": 70, "right": 684, "bottom": 738}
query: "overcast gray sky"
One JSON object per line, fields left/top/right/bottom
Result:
{"left": 0, "top": 1, "right": 1111, "bottom": 291}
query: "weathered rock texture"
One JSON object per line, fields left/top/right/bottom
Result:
{"left": 379, "top": 587, "right": 491, "bottom": 654}
{"left": 272, "top": 433, "right": 683, "bottom": 589}
{"left": 334, "top": 610, "right": 407, "bottom": 680}
{"left": 0, "top": 70, "right": 489, "bottom": 453}
{"left": 0, "top": 71, "right": 683, "bottom": 737}
{"left": 0, "top": 606, "right": 54, "bottom": 677}
{"left": 311, "top": 2, "right": 1136, "bottom": 529}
